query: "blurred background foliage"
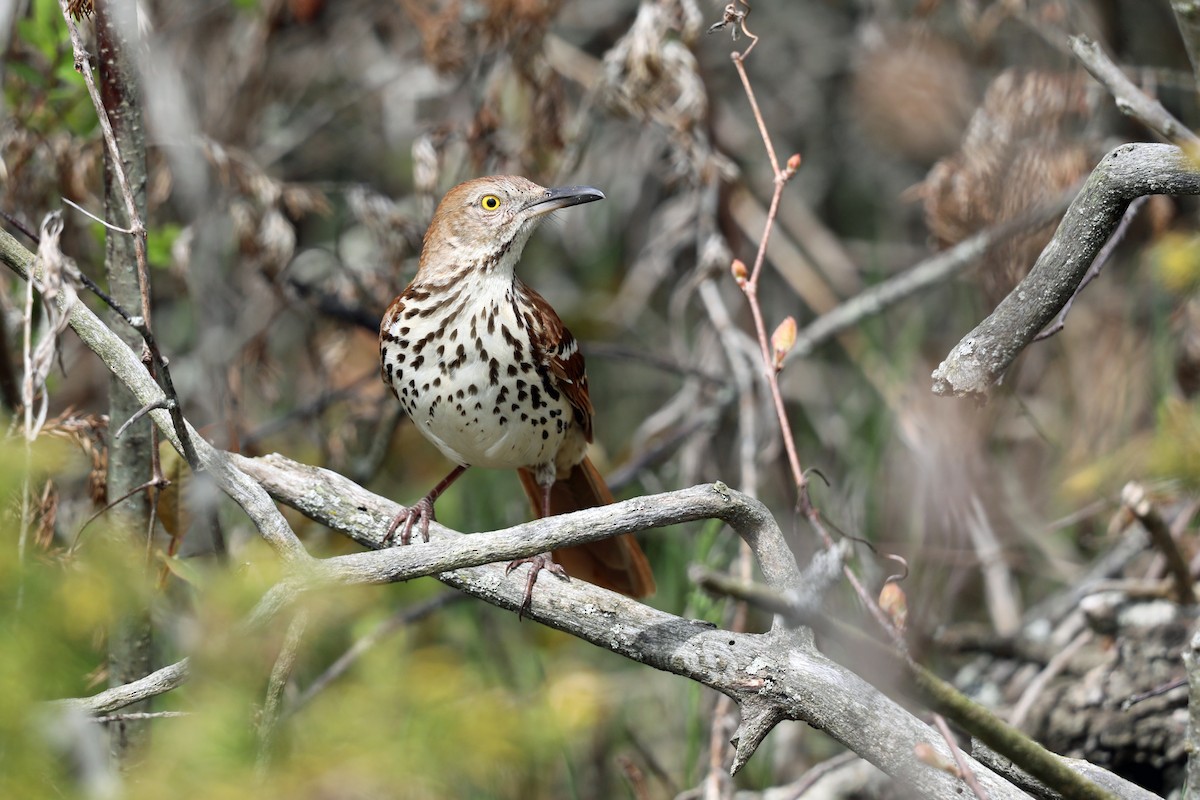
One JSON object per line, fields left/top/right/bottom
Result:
{"left": 3, "top": 0, "right": 1200, "bottom": 796}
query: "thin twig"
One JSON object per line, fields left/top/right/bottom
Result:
{"left": 1, "top": 210, "right": 40, "bottom": 243}
{"left": 69, "top": 476, "right": 171, "bottom": 554}
{"left": 789, "top": 193, "right": 1074, "bottom": 360}
{"left": 60, "top": 2, "right": 198, "bottom": 473}
{"left": 115, "top": 397, "right": 175, "bottom": 440}
{"left": 92, "top": 711, "right": 190, "bottom": 723}
{"left": 780, "top": 751, "right": 860, "bottom": 799}
{"left": 723, "top": 3, "right": 810, "bottom": 519}
{"left": 285, "top": 593, "right": 462, "bottom": 715}
{"left": 933, "top": 714, "right": 990, "bottom": 800}
{"left": 1034, "top": 196, "right": 1146, "bottom": 342}
{"left": 61, "top": 197, "right": 136, "bottom": 234}
{"left": 1121, "top": 482, "right": 1196, "bottom": 605}
{"left": 256, "top": 610, "right": 308, "bottom": 775}
{"left": 58, "top": 7, "right": 145, "bottom": 240}
{"left": 1071, "top": 35, "right": 1200, "bottom": 149}
{"left": 1121, "top": 675, "right": 1186, "bottom": 711}
{"left": 718, "top": 4, "right": 910, "bottom": 651}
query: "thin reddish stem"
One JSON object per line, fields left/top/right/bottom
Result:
{"left": 729, "top": 55, "right": 808, "bottom": 505}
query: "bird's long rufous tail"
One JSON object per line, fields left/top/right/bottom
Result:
{"left": 517, "top": 457, "right": 655, "bottom": 598}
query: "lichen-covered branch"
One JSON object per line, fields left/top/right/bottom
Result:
{"left": 932, "top": 143, "right": 1200, "bottom": 398}
{"left": 231, "top": 453, "right": 1030, "bottom": 798}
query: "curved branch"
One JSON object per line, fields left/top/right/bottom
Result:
{"left": 3, "top": 218, "right": 1040, "bottom": 795}
{"left": 232, "top": 452, "right": 1031, "bottom": 799}
{"left": 62, "top": 659, "right": 191, "bottom": 715}
{"left": 932, "top": 143, "right": 1200, "bottom": 398}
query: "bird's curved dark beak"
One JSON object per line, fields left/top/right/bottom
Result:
{"left": 524, "top": 185, "right": 606, "bottom": 216}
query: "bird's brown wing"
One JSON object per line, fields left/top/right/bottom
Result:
{"left": 515, "top": 283, "right": 654, "bottom": 597}
{"left": 519, "top": 282, "right": 594, "bottom": 442}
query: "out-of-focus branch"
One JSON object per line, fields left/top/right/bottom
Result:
{"left": 62, "top": 659, "right": 191, "bottom": 715}
{"left": 1121, "top": 482, "right": 1196, "bottom": 605}
{"left": 1071, "top": 35, "right": 1200, "bottom": 148}
{"left": 1185, "top": 625, "right": 1200, "bottom": 794}
{"left": 1168, "top": 2, "right": 1200, "bottom": 93}
{"left": 933, "top": 143, "right": 1200, "bottom": 398}
{"left": 787, "top": 195, "right": 1072, "bottom": 361}
{"left": 256, "top": 611, "right": 307, "bottom": 774}
{"left": 0, "top": 228, "right": 309, "bottom": 564}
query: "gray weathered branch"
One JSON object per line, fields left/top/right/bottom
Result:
{"left": 1070, "top": 36, "right": 1200, "bottom": 149}
{"left": 932, "top": 143, "right": 1200, "bottom": 398}
{"left": 1170, "top": 1, "right": 1200, "bottom": 93}
{"left": 232, "top": 454, "right": 1030, "bottom": 798}
{"left": 3, "top": 222, "right": 1030, "bottom": 795}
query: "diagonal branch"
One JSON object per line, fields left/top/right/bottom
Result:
{"left": 1169, "top": 1, "right": 1200, "bottom": 93}
{"left": 933, "top": 143, "right": 1200, "bottom": 398}
{"left": 0, "top": 227, "right": 308, "bottom": 564}
{"left": 226, "top": 454, "right": 1032, "bottom": 798}
{"left": 1070, "top": 35, "right": 1200, "bottom": 149}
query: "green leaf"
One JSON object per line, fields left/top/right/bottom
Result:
{"left": 147, "top": 224, "right": 183, "bottom": 269}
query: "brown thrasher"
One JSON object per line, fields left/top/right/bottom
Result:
{"left": 379, "top": 176, "right": 655, "bottom": 613}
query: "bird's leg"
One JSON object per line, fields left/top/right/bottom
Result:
{"left": 383, "top": 464, "right": 468, "bottom": 545}
{"left": 506, "top": 472, "right": 569, "bottom": 618}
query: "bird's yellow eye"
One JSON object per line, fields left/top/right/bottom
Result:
{"left": 480, "top": 194, "right": 502, "bottom": 211}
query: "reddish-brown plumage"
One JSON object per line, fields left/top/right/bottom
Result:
{"left": 379, "top": 176, "right": 654, "bottom": 611}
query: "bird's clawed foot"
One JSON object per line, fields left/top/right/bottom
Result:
{"left": 506, "top": 552, "right": 569, "bottom": 619}
{"left": 383, "top": 495, "right": 437, "bottom": 546}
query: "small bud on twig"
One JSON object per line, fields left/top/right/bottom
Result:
{"left": 731, "top": 258, "right": 748, "bottom": 287}
{"left": 785, "top": 153, "right": 801, "bottom": 178}
{"left": 878, "top": 582, "right": 908, "bottom": 635}
{"left": 770, "top": 316, "right": 796, "bottom": 370}
{"left": 914, "top": 742, "right": 960, "bottom": 776}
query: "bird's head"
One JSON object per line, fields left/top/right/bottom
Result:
{"left": 416, "top": 176, "right": 605, "bottom": 281}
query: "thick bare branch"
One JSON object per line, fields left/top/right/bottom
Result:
{"left": 230, "top": 452, "right": 1031, "bottom": 798}
{"left": 932, "top": 143, "right": 1200, "bottom": 398}
{"left": 1, "top": 192, "right": 1074, "bottom": 795}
